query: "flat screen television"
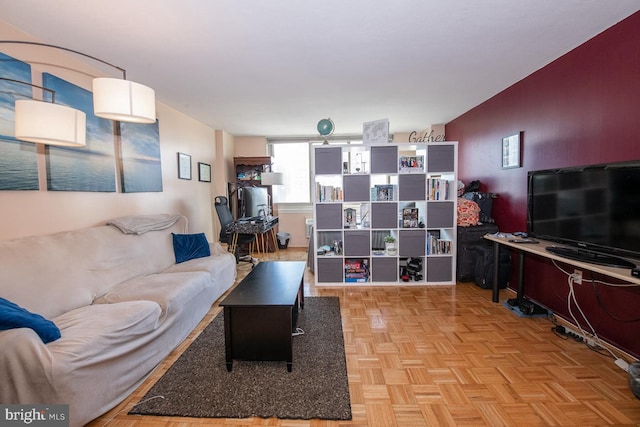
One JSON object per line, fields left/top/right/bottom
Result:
{"left": 241, "top": 186, "right": 269, "bottom": 219}
{"left": 527, "top": 160, "right": 640, "bottom": 269}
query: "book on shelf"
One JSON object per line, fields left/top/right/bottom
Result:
{"left": 398, "top": 155, "right": 424, "bottom": 173}
{"left": 426, "top": 232, "right": 452, "bottom": 254}
{"left": 316, "top": 183, "right": 343, "bottom": 202}
{"left": 402, "top": 207, "right": 419, "bottom": 228}
{"left": 427, "top": 178, "right": 450, "bottom": 201}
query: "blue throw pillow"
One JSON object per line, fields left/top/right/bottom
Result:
{"left": 0, "top": 297, "right": 61, "bottom": 343}
{"left": 172, "top": 232, "right": 211, "bottom": 264}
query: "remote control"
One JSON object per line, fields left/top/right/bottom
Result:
{"left": 508, "top": 239, "right": 539, "bottom": 244}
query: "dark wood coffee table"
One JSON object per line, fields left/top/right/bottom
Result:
{"left": 220, "top": 261, "right": 306, "bottom": 372}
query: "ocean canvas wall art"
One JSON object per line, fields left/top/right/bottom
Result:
{"left": 0, "top": 51, "right": 38, "bottom": 190}
{"left": 43, "top": 73, "right": 116, "bottom": 192}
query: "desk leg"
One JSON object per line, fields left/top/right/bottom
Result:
{"left": 271, "top": 228, "right": 279, "bottom": 252}
{"left": 251, "top": 234, "right": 260, "bottom": 257}
{"left": 492, "top": 241, "right": 500, "bottom": 303}
{"left": 230, "top": 233, "right": 239, "bottom": 259}
{"left": 517, "top": 251, "right": 525, "bottom": 300}
{"left": 257, "top": 233, "right": 264, "bottom": 255}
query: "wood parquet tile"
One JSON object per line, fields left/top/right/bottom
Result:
{"left": 89, "top": 248, "right": 640, "bottom": 426}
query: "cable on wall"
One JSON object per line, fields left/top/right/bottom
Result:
{"left": 552, "top": 260, "right": 640, "bottom": 371}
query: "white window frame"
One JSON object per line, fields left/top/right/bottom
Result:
{"left": 268, "top": 140, "right": 312, "bottom": 211}
{"left": 268, "top": 136, "right": 365, "bottom": 213}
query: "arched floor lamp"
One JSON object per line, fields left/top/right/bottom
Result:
{"left": 0, "top": 40, "right": 156, "bottom": 147}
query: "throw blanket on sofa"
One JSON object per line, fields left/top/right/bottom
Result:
{"left": 107, "top": 213, "right": 183, "bottom": 235}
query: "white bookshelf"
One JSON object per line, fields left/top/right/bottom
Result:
{"left": 312, "top": 142, "right": 458, "bottom": 286}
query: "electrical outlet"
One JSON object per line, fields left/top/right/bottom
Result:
{"left": 573, "top": 269, "right": 582, "bottom": 284}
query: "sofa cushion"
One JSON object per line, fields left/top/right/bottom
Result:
{"left": 94, "top": 272, "right": 210, "bottom": 320}
{"left": 0, "top": 297, "right": 61, "bottom": 343}
{"left": 50, "top": 301, "right": 162, "bottom": 361}
{"left": 172, "top": 233, "right": 211, "bottom": 263}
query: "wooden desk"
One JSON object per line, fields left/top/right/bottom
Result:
{"left": 483, "top": 235, "right": 640, "bottom": 303}
{"left": 227, "top": 216, "right": 279, "bottom": 257}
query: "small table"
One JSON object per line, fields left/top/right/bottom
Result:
{"left": 220, "top": 261, "right": 306, "bottom": 372}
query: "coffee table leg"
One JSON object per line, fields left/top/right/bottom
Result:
{"left": 224, "top": 307, "right": 233, "bottom": 372}
{"left": 298, "top": 277, "right": 304, "bottom": 309}
{"left": 287, "top": 362, "right": 292, "bottom": 372}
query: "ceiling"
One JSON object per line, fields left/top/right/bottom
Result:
{"left": 0, "top": 1, "right": 638, "bottom": 137}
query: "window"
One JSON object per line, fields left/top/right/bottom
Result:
{"left": 269, "top": 138, "right": 364, "bottom": 205}
{"left": 270, "top": 142, "right": 311, "bottom": 204}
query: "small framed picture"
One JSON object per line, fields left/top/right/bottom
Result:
{"left": 402, "top": 207, "right": 419, "bottom": 228}
{"left": 177, "top": 152, "right": 192, "bottom": 180}
{"left": 198, "top": 162, "right": 211, "bottom": 182}
{"left": 398, "top": 155, "right": 424, "bottom": 173}
{"left": 502, "top": 132, "right": 522, "bottom": 169}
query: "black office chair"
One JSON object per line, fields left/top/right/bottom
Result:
{"left": 214, "top": 196, "right": 257, "bottom": 266}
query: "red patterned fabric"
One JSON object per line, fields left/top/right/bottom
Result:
{"left": 457, "top": 197, "right": 480, "bottom": 226}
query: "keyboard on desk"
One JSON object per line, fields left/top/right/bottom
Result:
{"left": 239, "top": 216, "right": 264, "bottom": 222}
{"left": 239, "top": 216, "right": 278, "bottom": 226}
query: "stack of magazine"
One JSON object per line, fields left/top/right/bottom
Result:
{"left": 344, "top": 258, "right": 369, "bottom": 282}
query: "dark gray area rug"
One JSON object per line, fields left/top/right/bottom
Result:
{"left": 130, "top": 296, "right": 351, "bottom": 420}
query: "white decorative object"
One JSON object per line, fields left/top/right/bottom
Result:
{"left": 363, "top": 118, "right": 389, "bottom": 144}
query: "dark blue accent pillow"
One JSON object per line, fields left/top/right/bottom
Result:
{"left": 0, "top": 297, "right": 61, "bottom": 343}
{"left": 172, "top": 232, "right": 211, "bottom": 264}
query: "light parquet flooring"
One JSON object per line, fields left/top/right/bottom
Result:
{"left": 89, "top": 248, "right": 640, "bottom": 427}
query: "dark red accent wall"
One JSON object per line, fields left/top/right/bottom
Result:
{"left": 446, "top": 11, "right": 640, "bottom": 358}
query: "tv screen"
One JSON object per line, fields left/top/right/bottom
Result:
{"left": 527, "top": 160, "right": 640, "bottom": 267}
{"left": 241, "top": 186, "right": 269, "bottom": 219}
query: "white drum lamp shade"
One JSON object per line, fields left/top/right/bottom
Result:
{"left": 14, "top": 99, "right": 86, "bottom": 147}
{"left": 92, "top": 77, "right": 156, "bottom": 124}
{"left": 261, "top": 172, "right": 284, "bottom": 186}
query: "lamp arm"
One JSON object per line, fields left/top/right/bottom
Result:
{"left": 0, "top": 77, "right": 57, "bottom": 102}
{"left": 0, "top": 40, "right": 127, "bottom": 79}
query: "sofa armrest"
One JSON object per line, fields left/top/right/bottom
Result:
{"left": 0, "top": 328, "right": 56, "bottom": 403}
{"left": 209, "top": 241, "right": 228, "bottom": 256}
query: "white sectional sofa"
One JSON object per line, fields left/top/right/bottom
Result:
{"left": 0, "top": 214, "right": 237, "bottom": 426}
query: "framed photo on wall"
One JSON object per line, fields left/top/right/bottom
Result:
{"left": 198, "top": 162, "right": 211, "bottom": 182}
{"left": 177, "top": 152, "right": 191, "bottom": 180}
{"left": 502, "top": 132, "right": 522, "bottom": 169}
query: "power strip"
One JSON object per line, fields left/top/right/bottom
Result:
{"left": 560, "top": 325, "right": 597, "bottom": 347}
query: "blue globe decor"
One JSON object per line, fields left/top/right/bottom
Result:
{"left": 317, "top": 118, "right": 334, "bottom": 136}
